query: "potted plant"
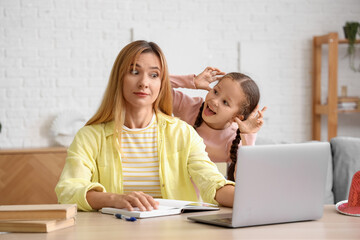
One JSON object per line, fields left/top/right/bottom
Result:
{"left": 343, "top": 21, "right": 360, "bottom": 72}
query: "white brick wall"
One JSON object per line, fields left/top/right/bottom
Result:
{"left": 0, "top": 0, "right": 360, "bottom": 148}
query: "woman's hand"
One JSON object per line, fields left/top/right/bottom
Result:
{"left": 215, "top": 184, "right": 235, "bottom": 207}
{"left": 86, "top": 190, "right": 159, "bottom": 211}
{"left": 194, "top": 67, "right": 225, "bottom": 91}
{"left": 234, "top": 106, "right": 267, "bottom": 134}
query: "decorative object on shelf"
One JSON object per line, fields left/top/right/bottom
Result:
{"left": 338, "top": 96, "right": 360, "bottom": 111}
{"left": 343, "top": 21, "right": 360, "bottom": 72}
{"left": 51, "top": 110, "right": 87, "bottom": 147}
{"left": 341, "top": 85, "right": 348, "bottom": 97}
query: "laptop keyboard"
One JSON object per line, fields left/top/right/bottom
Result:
{"left": 212, "top": 217, "right": 232, "bottom": 224}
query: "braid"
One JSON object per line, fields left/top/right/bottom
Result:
{"left": 227, "top": 128, "right": 241, "bottom": 181}
{"left": 193, "top": 102, "right": 205, "bottom": 129}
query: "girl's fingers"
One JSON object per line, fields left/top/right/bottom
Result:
{"left": 207, "top": 66, "right": 225, "bottom": 76}
{"left": 249, "top": 106, "right": 259, "bottom": 118}
{"left": 256, "top": 106, "right": 267, "bottom": 118}
{"left": 234, "top": 116, "right": 242, "bottom": 124}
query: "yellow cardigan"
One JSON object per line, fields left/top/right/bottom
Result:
{"left": 55, "top": 112, "right": 234, "bottom": 211}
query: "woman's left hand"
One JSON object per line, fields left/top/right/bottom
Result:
{"left": 234, "top": 106, "right": 267, "bottom": 134}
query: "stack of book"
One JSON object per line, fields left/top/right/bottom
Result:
{"left": 0, "top": 204, "right": 77, "bottom": 233}
{"left": 338, "top": 96, "right": 360, "bottom": 111}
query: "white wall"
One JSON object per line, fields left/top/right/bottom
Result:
{"left": 1, "top": 0, "right": 360, "bottom": 148}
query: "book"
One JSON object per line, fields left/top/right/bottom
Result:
{"left": 0, "top": 204, "right": 77, "bottom": 221}
{"left": 100, "top": 199, "right": 219, "bottom": 219}
{"left": 0, "top": 217, "right": 75, "bottom": 233}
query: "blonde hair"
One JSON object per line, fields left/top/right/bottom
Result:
{"left": 86, "top": 40, "right": 173, "bottom": 149}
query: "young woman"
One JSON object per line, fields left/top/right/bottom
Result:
{"left": 55, "top": 41, "right": 235, "bottom": 212}
{"left": 171, "top": 67, "right": 266, "bottom": 181}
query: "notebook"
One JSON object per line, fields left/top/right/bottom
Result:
{"left": 101, "top": 199, "right": 219, "bottom": 218}
{"left": 188, "top": 142, "right": 330, "bottom": 228}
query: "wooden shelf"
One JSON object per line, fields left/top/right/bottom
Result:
{"left": 315, "top": 104, "right": 360, "bottom": 114}
{"left": 338, "top": 109, "right": 360, "bottom": 113}
{"left": 312, "top": 32, "right": 360, "bottom": 141}
{"left": 338, "top": 39, "right": 360, "bottom": 44}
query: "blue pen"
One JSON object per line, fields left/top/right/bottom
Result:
{"left": 114, "top": 213, "right": 137, "bottom": 222}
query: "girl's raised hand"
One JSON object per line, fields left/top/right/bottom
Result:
{"left": 194, "top": 67, "right": 225, "bottom": 91}
{"left": 234, "top": 106, "right": 267, "bottom": 134}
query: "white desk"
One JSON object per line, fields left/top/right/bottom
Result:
{"left": 1, "top": 205, "right": 359, "bottom": 240}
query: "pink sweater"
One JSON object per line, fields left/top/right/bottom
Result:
{"left": 170, "top": 74, "right": 256, "bottom": 164}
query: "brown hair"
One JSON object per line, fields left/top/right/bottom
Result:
{"left": 193, "top": 72, "right": 260, "bottom": 181}
{"left": 86, "top": 40, "right": 172, "bottom": 150}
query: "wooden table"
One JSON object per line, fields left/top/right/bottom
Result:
{"left": 1, "top": 205, "right": 359, "bottom": 240}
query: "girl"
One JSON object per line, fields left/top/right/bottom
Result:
{"left": 55, "top": 41, "right": 235, "bottom": 212}
{"left": 171, "top": 67, "right": 266, "bottom": 181}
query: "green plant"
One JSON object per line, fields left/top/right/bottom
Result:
{"left": 0, "top": 122, "right": 2, "bottom": 133}
{"left": 343, "top": 21, "right": 360, "bottom": 72}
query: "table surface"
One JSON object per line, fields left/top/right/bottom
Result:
{"left": 1, "top": 205, "right": 359, "bottom": 240}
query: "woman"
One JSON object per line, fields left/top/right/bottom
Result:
{"left": 55, "top": 40, "right": 235, "bottom": 212}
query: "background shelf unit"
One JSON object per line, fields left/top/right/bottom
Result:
{"left": 312, "top": 32, "right": 360, "bottom": 141}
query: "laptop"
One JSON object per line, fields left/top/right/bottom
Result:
{"left": 188, "top": 142, "right": 330, "bottom": 228}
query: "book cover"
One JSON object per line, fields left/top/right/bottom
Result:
{"left": 0, "top": 217, "right": 75, "bottom": 233}
{"left": 100, "top": 199, "right": 219, "bottom": 219}
{"left": 0, "top": 204, "right": 77, "bottom": 221}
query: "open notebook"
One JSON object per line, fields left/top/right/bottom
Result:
{"left": 101, "top": 198, "right": 219, "bottom": 218}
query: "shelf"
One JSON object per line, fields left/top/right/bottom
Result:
{"left": 314, "top": 34, "right": 360, "bottom": 45}
{"left": 338, "top": 109, "right": 360, "bottom": 113}
{"left": 312, "top": 32, "right": 360, "bottom": 141}
{"left": 338, "top": 39, "right": 360, "bottom": 44}
{"left": 315, "top": 104, "right": 360, "bottom": 114}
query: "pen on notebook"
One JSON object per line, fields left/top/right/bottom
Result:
{"left": 114, "top": 213, "right": 137, "bottom": 222}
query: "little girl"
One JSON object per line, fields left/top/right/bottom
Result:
{"left": 170, "top": 67, "right": 266, "bottom": 181}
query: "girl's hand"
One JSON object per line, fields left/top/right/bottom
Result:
{"left": 234, "top": 106, "right": 267, "bottom": 134}
{"left": 194, "top": 67, "right": 225, "bottom": 91}
{"left": 86, "top": 190, "right": 159, "bottom": 211}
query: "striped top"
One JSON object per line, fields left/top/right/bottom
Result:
{"left": 121, "top": 115, "right": 162, "bottom": 198}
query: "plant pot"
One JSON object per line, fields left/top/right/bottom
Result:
{"left": 343, "top": 22, "right": 360, "bottom": 72}
{"left": 343, "top": 26, "right": 348, "bottom": 39}
{"left": 343, "top": 22, "right": 359, "bottom": 41}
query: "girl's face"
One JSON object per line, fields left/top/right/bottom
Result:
{"left": 202, "top": 77, "right": 246, "bottom": 130}
{"left": 123, "top": 52, "right": 162, "bottom": 113}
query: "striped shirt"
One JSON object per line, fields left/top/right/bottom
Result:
{"left": 121, "top": 115, "right": 162, "bottom": 198}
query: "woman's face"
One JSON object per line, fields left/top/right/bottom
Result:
{"left": 123, "top": 52, "right": 162, "bottom": 112}
{"left": 202, "top": 77, "right": 246, "bottom": 130}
